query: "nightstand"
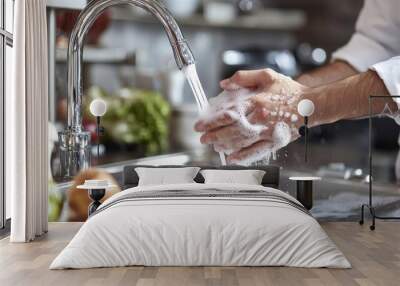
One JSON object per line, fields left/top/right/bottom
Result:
{"left": 289, "top": 177, "right": 321, "bottom": 210}
{"left": 77, "top": 180, "right": 116, "bottom": 216}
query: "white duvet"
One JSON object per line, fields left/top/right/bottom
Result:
{"left": 50, "top": 183, "right": 350, "bottom": 269}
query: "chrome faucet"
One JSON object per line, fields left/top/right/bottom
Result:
{"left": 59, "top": 0, "right": 195, "bottom": 179}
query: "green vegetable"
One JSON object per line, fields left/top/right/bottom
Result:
{"left": 48, "top": 180, "right": 63, "bottom": 222}
{"left": 85, "top": 86, "right": 171, "bottom": 155}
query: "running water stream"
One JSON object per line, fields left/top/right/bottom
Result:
{"left": 183, "top": 64, "right": 227, "bottom": 165}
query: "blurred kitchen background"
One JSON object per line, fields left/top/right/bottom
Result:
{"left": 46, "top": 0, "right": 400, "bottom": 222}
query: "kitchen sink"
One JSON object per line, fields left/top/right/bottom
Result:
{"left": 280, "top": 170, "right": 400, "bottom": 221}
{"left": 55, "top": 149, "right": 400, "bottom": 221}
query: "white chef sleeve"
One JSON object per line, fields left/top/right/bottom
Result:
{"left": 332, "top": 0, "right": 400, "bottom": 72}
{"left": 371, "top": 57, "right": 400, "bottom": 106}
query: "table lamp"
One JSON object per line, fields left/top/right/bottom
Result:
{"left": 89, "top": 99, "right": 107, "bottom": 160}
{"left": 297, "top": 99, "right": 315, "bottom": 163}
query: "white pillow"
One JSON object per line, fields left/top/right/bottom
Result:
{"left": 135, "top": 167, "right": 200, "bottom": 186}
{"left": 200, "top": 169, "right": 266, "bottom": 185}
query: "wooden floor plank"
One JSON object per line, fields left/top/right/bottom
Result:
{"left": 0, "top": 222, "right": 399, "bottom": 286}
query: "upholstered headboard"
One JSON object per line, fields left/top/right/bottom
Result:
{"left": 122, "top": 165, "right": 280, "bottom": 189}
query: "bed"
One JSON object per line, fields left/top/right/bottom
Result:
{"left": 50, "top": 165, "right": 350, "bottom": 269}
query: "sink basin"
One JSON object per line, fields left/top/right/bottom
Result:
{"left": 55, "top": 149, "right": 400, "bottom": 221}
{"left": 281, "top": 170, "right": 400, "bottom": 221}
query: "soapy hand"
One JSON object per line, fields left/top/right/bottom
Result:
{"left": 195, "top": 69, "right": 307, "bottom": 165}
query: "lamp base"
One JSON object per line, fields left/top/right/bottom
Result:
{"left": 359, "top": 204, "right": 400, "bottom": 231}
{"left": 88, "top": 189, "right": 106, "bottom": 216}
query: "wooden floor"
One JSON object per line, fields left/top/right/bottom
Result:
{"left": 0, "top": 222, "right": 399, "bottom": 286}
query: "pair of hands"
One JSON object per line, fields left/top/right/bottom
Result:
{"left": 194, "top": 69, "right": 308, "bottom": 164}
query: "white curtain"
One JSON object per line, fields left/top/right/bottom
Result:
{"left": 7, "top": 0, "right": 49, "bottom": 242}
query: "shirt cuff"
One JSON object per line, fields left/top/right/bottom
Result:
{"left": 371, "top": 57, "right": 400, "bottom": 94}
{"left": 371, "top": 56, "right": 400, "bottom": 109}
{"left": 332, "top": 33, "right": 393, "bottom": 72}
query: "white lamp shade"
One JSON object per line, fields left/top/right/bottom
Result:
{"left": 90, "top": 99, "right": 107, "bottom": 117}
{"left": 297, "top": 99, "right": 315, "bottom": 117}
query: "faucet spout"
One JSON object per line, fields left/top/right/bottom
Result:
{"left": 59, "top": 0, "right": 195, "bottom": 179}
{"left": 68, "top": 0, "right": 194, "bottom": 130}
